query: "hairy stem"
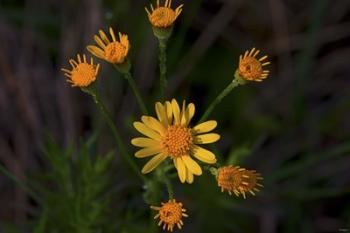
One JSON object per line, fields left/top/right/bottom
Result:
{"left": 164, "top": 175, "right": 174, "bottom": 199}
{"left": 85, "top": 87, "right": 146, "bottom": 182}
{"left": 113, "top": 64, "right": 148, "bottom": 115}
{"left": 159, "top": 39, "right": 167, "bottom": 100}
{"left": 200, "top": 79, "right": 241, "bottom": 123}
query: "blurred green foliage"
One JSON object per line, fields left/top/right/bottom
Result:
{"left": 31, "top": 138, "right": 115, "bottom": 233}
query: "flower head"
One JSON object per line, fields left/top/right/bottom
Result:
{"left": 217, "top": 165, "right": 263, "bottom": 198}
{"left": 131, "top": 99, "right": 220, "bottom": 183}
{"left": 151, "top": 199, "right": 188, "bottom": 232}
{"left": 61, "top": 54, "right": 100, "bottom": 87}
{"left": 237, "top": 48, "right": 270, "bottom": 82}
{"left": 145, "top": 0, "right": 183, "bottom": 28}
{"left": 87, "top": 27, "right": 130, "bottom": 64}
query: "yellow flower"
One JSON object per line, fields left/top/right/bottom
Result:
{"left": 131, "top": 99, "right": 220, "bottom": 183}
{"left": 217, "top": 165, "right": 263, "bottom": 198}
{"left": 61, "top": 54, "right": 100, "bottom": 87}
{"left": 145, "top": 0, "right": 183, "bottom": 28}
{"left": 87, "top": 27, "right": 130, "bottom": 64}
{"left": 238, "top": 48, "right": 270, "bottom": 82}
{"left": 151, "top": 199, "right": 188, "bottom": 232}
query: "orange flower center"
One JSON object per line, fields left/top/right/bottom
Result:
{"left": 104, "top": 42, "right": 127, "bottom": 64}
{"left": 162, "top": 125, "right": 193, "bottom": 158}
{"left": 239, "top": 56, "right": 263, "bottom": 80}
{"left": 159, "top": 202, "right": 183, "bottom": 225}
{"left": 150, "top": 7, "right": 176, "bottom": 28}
{"left": 218, "top": 166, "right": 260, "bottom": 196}
{"left": 218, "top": 166, "right": 242, "bottom": 191}
{"left": 70, "top": 63, "right": 97, "bottom": 87}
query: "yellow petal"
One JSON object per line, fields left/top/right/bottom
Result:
{"left": 93, "top": 35, "right": 106, "bottom": 49}
{"left": 141, "top": 153, "right": 167, "bottom": 174}
{"left": 141, "top": 116, "right": 165, "bottom": 135}
{"left": 165, "top": 101, "right": 173, "bottom": 124}
{"left": 180, "top": 100, "right": 187, "bottom": 125}
{"left": 131, "top": 137, "right": 160, "bottom": 148}
{"left": 175, "top": 157, "right": 186, "bottom": 183}
{"left": 87, "top": 46, "right": 105, "bottom": 59}
{"left": 185, "top": 169, "right": 194, "bottom": 184}
{"left": 192, "top": 120, "right": 217, "bottom": 134}
{"left": 182, "top": 155, "right": 202, "bottom": 175}
{"left": 194, "top": 133, "right": 220, "bottom": 144}
{"left": 191, "top": 145, "right": 217, "bottom": 164}
{"left": 119, "top": 34, "right": 130, "bottom": 54}
{"left": 98, "top": 30, "right": 110, "bottom": 45}
{"left": 135, "top": 146, "right": 163, "bottom": 158}
{"left": 133, "top": 122, "right": 161, "bottom": 140}
{"left": 185, "top": 103, "right": 195, "bottom": 125}
{"left": 155, "top": 102, "right": 168, "bottom": 126}
{"left": 171, "top": 99, "right": 181, "bottom": 125}
{"left": 109, "top": 27, "right": 116, "bottom": 42}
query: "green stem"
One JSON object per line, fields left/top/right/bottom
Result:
{"left": 156, "top": 163, "right": 174, "bottom": 199}
{"left": 164, "top": 176, "right": 174, "bottom": 199}
{"left": 85, "top": 87, "right": 146, "bottom": 182}
{"left": 200, "top": 79, "right": 241, "bottom": 122}
{"left": 124, "top": 71, "right": 148, "bottom": 115}
{"left": 113, "top": 65, "right": 148, "bottom": 115}
{"left": 159, "top": 39, "right": 167, "bottom": 100}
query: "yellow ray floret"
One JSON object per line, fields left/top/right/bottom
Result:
{"left": 131, "top": 99, "right": 220, "bottom": 184}
{"left": 217, "top": 165, "right": 263, "bottom": 198}
{"left": 61, "top": 54, "right": 100, "bottom": 87}
{"left": 87, "top": 27, "right": 130, "bottom": 64}
{"left": 151, "top": 199, "right": 188, "bottom": 232}
{"left": 238, "top": 48, "right": 270, "bottom": 82}
{"left": 145, "top": 0, "right": 184, "bottom": 28}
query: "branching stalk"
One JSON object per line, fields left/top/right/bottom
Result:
{"left": 84, "top": 86, "right": 146, "bottom": 182}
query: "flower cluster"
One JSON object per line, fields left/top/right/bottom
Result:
{"left": 61, "top": 1, "right": 271, "bottom": 231}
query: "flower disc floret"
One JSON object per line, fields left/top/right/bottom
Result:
{"left": 162, "top": 125, "right": 193, "bottom": 158}
{"left": 237, "top": 48, "right": 270, "bottom": 82}
{"left": 87, "top": 27, "right": 130, "bottom": 64}
{"left": 145, "top": 0, "right": 183, "bottom": 28}
{"left": 217, "top": 165, "right": 263, "bottom": 198}
{"left": 151, "top": 199, "right": 188, "bottom": 232}
{"left": 61, "top": 54, "right": 100, "bottom": 87}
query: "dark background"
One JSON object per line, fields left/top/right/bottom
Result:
{"left": 0, "top": 0, "right": 350, "bottom": 232}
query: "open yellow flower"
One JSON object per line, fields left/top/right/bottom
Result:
{"left": 131, "top": 99, "right": 220, "bottom": 183}
{"left": 151, "top": 199, "right": 188, "bottom": 232}
{"left": 238, "top": 48, "right": 270, "bottom": 82}
{"left": 61, "top": 54, "right": 100, "bottom": 87}
{"left": 145, "top": 0, "right": 183, "bottom": 28}
{"left": 87, "top": 27, "right": 130, "bottom": 64}
{"left": 217, "top": 165, "right": 263, "bottom": 198}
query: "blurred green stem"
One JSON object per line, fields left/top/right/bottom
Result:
{"left": 270, "top": 140, "right": 350, "bottom": 181}
{"left": 200, "top": 79, "right": 241, "bottom": 122}
{"left": 159, "top": 39, "right": 167, "bottom": 100}
{"left": 83, "top": 85, "right": 146, "bottom": 182}
{"left": 0, "top": 163, "right": 41, "bottom": 203}
{"left": 113, "top": 64, "right": 148, "bottom": 115}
